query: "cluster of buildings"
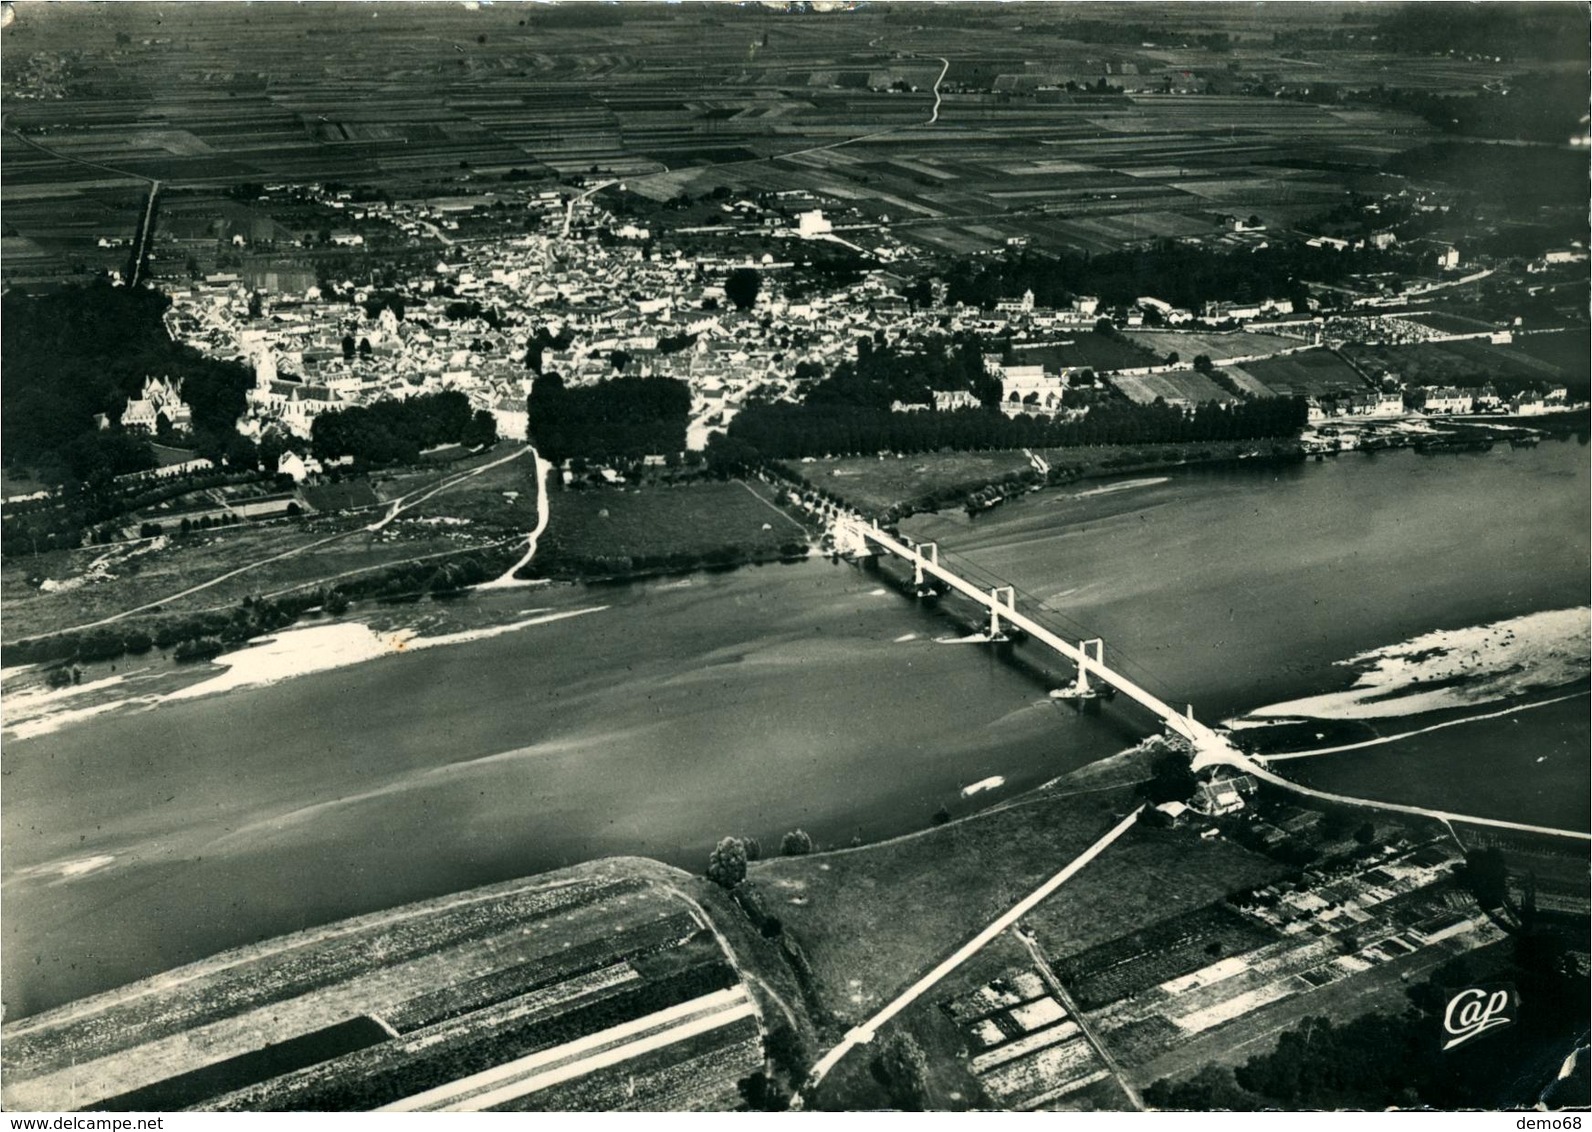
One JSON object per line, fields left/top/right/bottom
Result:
{"left": 161, "top": 189, "right": 1119, "bottom": 455}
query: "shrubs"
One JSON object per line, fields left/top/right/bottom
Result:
{"left": 173, "top": 637, "right": 224, "bottom": 663}
{"left": 780, "top": 829, "right": 814, "bottom": 856}
{"left": 872, "top": 1032, "right": 930, "bottom": 1110}
{"left": 730, "top": 882, "right": 782, "bottom": 940}
{"left": 0, "top": 547, "right": 518, "bottom": 669}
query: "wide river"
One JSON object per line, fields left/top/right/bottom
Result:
{"left": 3, "top": 440, "right": 1586, "bottom": 1018}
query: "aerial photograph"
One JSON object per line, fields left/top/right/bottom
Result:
{"left": 0, "top": 0, "right": 1587, "bottom": 1115}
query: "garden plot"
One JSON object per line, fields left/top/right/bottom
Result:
{"left": 939, "top": 968, "right": 1113, "bottom": 1110}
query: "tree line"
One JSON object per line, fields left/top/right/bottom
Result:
{"left": 938, "top": 240, "right": 1419, "bottom": 313}
{"left": 708, "top": 396, "right": 1309, "bottom": 468}
{"left": 310, "top": 390, "right": 497, "bottom": 465}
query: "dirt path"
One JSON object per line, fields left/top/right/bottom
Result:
{"left": 478, "top": 447, "right": 552, "bottom": 589}
{"left": 37, "top": 447, "right": 531, "bottom": 639}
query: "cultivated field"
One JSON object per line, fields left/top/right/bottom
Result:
{"left": 1240, "top": 348, "right": 1370, "bottom": 397}
{"left": 0, "top": 2, "right": 1463, "bottom": 280}
{"left": 1110, "top": 370, "right": 1243, "bottom": 406}
{"left": 1, "top": 860, "right": 767, "bottom": 1113}
{"left": 1345, "top": 337, "right": 1590, "bottom": 394}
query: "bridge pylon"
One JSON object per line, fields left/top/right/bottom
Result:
{"left": 1049, "top": 637, "right": 1105, "bottom": 701}
{"left": 988, "top": 586, "right": 1015, "bottom": 641}
{"left": 912, "top": 542, "right": 939, "bottom": 595}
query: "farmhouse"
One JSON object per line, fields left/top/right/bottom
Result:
{"left": 934, "top": 389, "right": 981, "bottom": 411}
{"left": 1419, "top": 386, "right": 1473, "bottom": 415}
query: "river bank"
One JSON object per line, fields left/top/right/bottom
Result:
{"left": 3, "top": 434, "right": 1584, "bottom": 1020}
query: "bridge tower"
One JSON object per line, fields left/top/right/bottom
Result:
{"left": 988, "top": 586, "right": 1015, "bottom": 641}
{"left": 912, "top": 541, "right": 939, "bottom": 596}
{"left": 1074, "top": 638, "right": 1103, "bottom": 696}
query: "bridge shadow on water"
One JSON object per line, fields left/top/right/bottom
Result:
{"left": 861, "top": 554, "right": 1160, "bottom": 746}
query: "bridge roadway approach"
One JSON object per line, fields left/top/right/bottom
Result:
{"left": 830, "top": 515, "right": 1589, "bottom": 844}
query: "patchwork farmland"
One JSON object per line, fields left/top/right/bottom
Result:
{"left": 0, "top": 1, "right": 1469, "bottom": 281}
{"left": 0, "top": 862, "right": 769, "bottom": 1113}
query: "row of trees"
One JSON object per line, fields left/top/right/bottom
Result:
{"left": 530, "top": 539, "right": 807, "bottom": 583}
{"left": 710, "top": 397, "right": 1309, "bottom": 468}
{"left": 939, "top": 241, "right": 1419, "bottom": 314}
{"left": 309, "top": 390, "right": 497, "bottom": 465}
{"left": 527, "top": 373, "right": 690, "bottom": 463}
{"left": 705, "top": 830, "right": 815, "bottom": 888}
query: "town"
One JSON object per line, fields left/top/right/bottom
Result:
{"left": 1, "top": 0, "right": 1586, "bottom": 1118}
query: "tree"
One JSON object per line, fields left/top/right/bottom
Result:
{"left": 738, "top": 1071, "right": 792, "bottom": 1111}
{"left": 1353, "top": 821, "right": 1377, "bottom": 846}
{"left": 743, "top": 837, "right": 762, "bottom": 862}
{"left": 1193, "top": 354, "right": 1215, "bottom": 374}
{"left": 873, "top": 1032, "right": 929, "bottom": 1110}
{"left": 358, "top": 337, "right": 373, "bottom": 357}
{"left": 726, "top": 267, "right": 761, "bottom": 312}
{"left": 1141, "top": 751, "right": 1199, "bottom": 805}
{"left": 780, "top": 829, "right": 814, "bottom": 856}
{"left": 707, "top": 836, "right": 748, "bottom": 888}
{"left": 341, "top": 334, "right": 356, "bottom": 360}
{"left": 224, "top": 432, "right": 259, "bottom": 470}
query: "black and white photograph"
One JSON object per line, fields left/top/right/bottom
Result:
{"left": 0, "top": 0, "right": 1587, "bottom": 1116}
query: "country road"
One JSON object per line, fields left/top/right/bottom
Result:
{"left": 807, "top": 805, "right": 1145, "bottom": 1089}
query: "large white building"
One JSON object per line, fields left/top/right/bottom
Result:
{"left": 998, "top": 363, "right": 1068, "bottom": 417}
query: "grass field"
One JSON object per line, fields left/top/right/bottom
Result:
{"left": 751, "top": 781, "right": 1143, "bottom": 1032}
{"left": 808, "top": 452, "right": 1038, "bottom": 515}
{"left": 1012, "top": 336, "right": 1159, "bottom": 374}
{"left": 1122, "top": 331, "right": 1302, "bottom": 363}
{"left": 805, "top": 438, "right": 1297, "bottom": 517}
{"left": 1241, "top": 349, "right": 1370, "bottom": 398}
{"left": 1515, "top": 329, "right": 1592, "bottom": 385}
{"left": 533, "top": 479, "right": 808, "bottom": 574}
{"left": 1, "top": 452, "right": 538, "bottom": 643}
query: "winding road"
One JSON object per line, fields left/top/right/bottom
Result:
{"left": 477, "top": 447, "right": 552, "bottom": 589}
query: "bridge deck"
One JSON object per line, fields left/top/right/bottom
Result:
{"left": 851, "top": 522, "right": 1218, "bottom": 747}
